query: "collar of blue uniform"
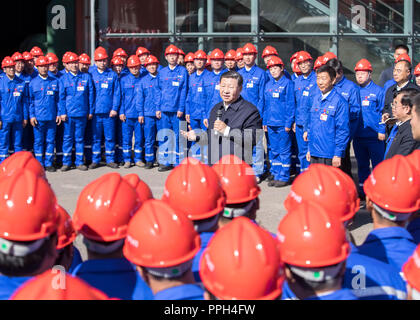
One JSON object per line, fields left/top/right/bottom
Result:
{"left": 83, "top": 237, "right": 125, "bottom": 254}
{"left": 194, "top": 213, "right": 220, "bottom": 233}
{"left": 223, "top": 199, "right": 256, "bottom": 219}
{"left": 144, "top": 259, "right": 193, "bottom": 279}
{"left": 373, "top": 203, "right": 413, "bottom": 222}
{"left": 0, "top": 237, "right": 47, "bottom": 257}
{"left": 289, "top": 262, "right": 344, "bottom": 283}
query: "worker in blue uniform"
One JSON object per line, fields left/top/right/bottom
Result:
{"left": 119, "top": 55, "right": 144, "bottom": 169}
{"left": 238, "top": 43, "right": 268, "bottom": 182}
{"left": 58, "top": 52, "right": 94, "bottom": 171}
{"left": 89, "top": 47, "right": 120, "bottom": 169}
{"left": 0, "top": 57, "right": 28, "bottom": 161}
{"left": 356, "top": 155, "right": 419, "bottom": 271}
{"left": 157, "top": 45, "right": 188, "bottom": 171}
{"left": 137, "top": 55, "right": 161, "bottom": 170}
{"left": 263, "top": 56, "right": 295, "bottom": 187}
{"left": 353, "top": 59, "right": 386, "bottom": 197}
{"left": 306, "top": 65, "right": 350, "bottom": 167}
{"left": 294, "top": 51, "right": 317, "bottom": 173}
{"left": 28, "top": 56, "right": 60, "bottom": 172}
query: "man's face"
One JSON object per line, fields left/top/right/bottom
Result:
{"left": 177, "top": 55, "right": 184, "bottom": 66}
{"left": 316, "top": 71, "right": 334, "bottom": 94}
{"left": 129, "top": 66, "right": 140, "bottom": 76}
{"left": 355, "top": 71, "right": 371, "bottom": 86}
{"left": 139, "top": 53, "right": 149, "bottom": 65}
{"left": 269, "top": 65, "right": 283, "bottom": 79}
{"left": 95, "top": 59, "right": 108, "bottom": 71}
{"left": 263, "top": 55, "right": 275, "bottom": 65}
{"left": 236, "top": 59, "right": 245, "bottom": 69}
{"left": 194, "top": 59, "right": 206, "bottom": 70}
{"left": 38, "top": 65, "right": 49, "bottom": 77}
{"left": 4, "top": 66, "right": 15, "bottom": 78}
{"left": 63, "top": 62, "right": 69, "bottom": 72}
{"left": 393, "top": 61, "right": 410, "bottom": 84}
{"left": 120, "top": 56, "right": 127, "bottom": 65}
{"left": 49, "top": 63, "right": 58, "bottom": 73}
{"left": 185, "top": 62, "right": 195, "bottom": 75}
{"left": 411, "top": 104, "right": 420, "bottom": 141}
{"left": 415, "top": 75, "right": 420, "bottom": 87}
{"left": 15, "top": 60, "right": 25, "bottom": 73}
{"left": 219, "top": 77, "right": 242, "bottom": 104}
{"left": 68, "top": 61, "right": 78, "bottom": 73}
{"left": 25, "top": 59, "right": 34, "bottom": 70}
{"left": 165, "top": 54, "right": 178, "bottom": 66}
{"left": 392, "top": 93, "right": 409, "bottom": 121}
{"left": 146, "top": 63, "right": 157, "bottom": 75}
{"left": 225, "top": 60, "right": 236, "bottom": 70}
{"left": 394, "top": 48, "right": 408, "bottom": 60}
{"left": 211, "top": 59, "right": 223, "bottom": 71}
{"left": 79, "top": 63, "right": 89, "bottom": 73}
{"left": 298, "top": 60, "right": 313, "bottom": 75}
{"left": 242, "top": 53, "right": 256, "bottom": 67}
{"left": 112, "top": 64, "right": 123, "bottom": 75}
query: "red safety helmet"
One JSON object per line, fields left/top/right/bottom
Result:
{"left": 225, "top": 49, "right": 236, "bottom": 61}
{"left": 194, "top": 50, "right": 207, "bottom": 60}
{"left": 35, "top": 56, "right": 49, "bottom": 67}
{"left": 184, "top": 52, "right": 195, "bottom": 63}
{"left": 266, "top": 56, "right": 284, "bottom": 69}
{"left": 178, "top": 48, "right": 185, "bottom": 56}
{"left": 0, "top": 169, "right": 58, "bottom": 241}
{"left": 243, "top": 43, "right": 257, "bottom": 55}
{"left": 11, "top": 52, "right": 24, "bottom": 62}
{"left": 364, "top": 155, "right": 420, "bottom": 213}
{"left": 212, "top": 155, "right": 260, "bottom": 204}
{"left": 200, "top": 217, "right": 284, "bottom": 300}
{"left": 136, "top": 47, "right": 150, "bottom": 57}
{"left": 354, "top": 58, "right": 373, "bottom": 72}
{"left": 45, "top": 52, "right": 59, "bottom": 64}
{"left": 292, "top": 60, "right": 302, "bottom": 74}
{"left": 111, "top": 56, "right": 123, "bottom": 66}
{"left": 322, "top": 51, "right": 337, "bottom": 64}
{"left": 144, "top": 55, "right": 159, "bottom": 67}
{"left": 209, "top": 48, "right": 224, "bottom": 60}
{"left": 295, "top": 51, "right": 313, "bottom": 64}
{"left": 314, "top": 56, "right": 324, "bottom": 70}
{"left": 11, "top": 270, "right": 110, "bottom": 300}
{"left": 30, "top": 46, "right": 44, "bottom": 57}
{"left": 22, "top": 52, "right": 34, "bottom": 61}
{"left": 403, "top": 244, "right": 420, "bottom": 293}
{"left": 123, "top": 199, "right": 201, "bottom": 268}
{"left": 165, "top": 45, "right": 179, "bottom": 56}
{"left": 205, "top": 57, "right": 211, "bottom": 67}
{"left": 278, "top": 200, "right": 350, "bottom": 267}
{"left": 126, "top": 55, "right": 141, "bottom": 68}
{"left": 395, "top": 53, "right": 411, "bottom": 64}
{"left": 72, "top": 173, "right": 140, "bottom": 242}
{"left": 2, "top": 56, "right": 15, "bottom": 68}
{"left": 123, "top": 174, "right": 153, "bottom": 204}
{"left": 290, "top": 51, "right": 299, "bottom": 63}
{"left": 62, "top": 52, "right": 70, "bottom": 63}
{"left": 162, "top": 158, "right": 226, "bottom": 221}
{"left": 415, "top": 63, "right": 420, "bottom": 76}
{"left": 262, "top": 45, "right": 278, "bottom": 58}
{"left": 113, "top": 48, "right": 128, "bottom": 58}
{"left": 235, "top": 48, "right": 244, "bottom": 61}
{"left": 78, "top": 53, "right": 91, "bottom": 65}
{"left": 329, "top": 166, "right": 360, "bottom": 218}
{"left": 0, "top": 151, "right": 46, "bottom": 180}
{"left": 94, "top": 46, "right": 108, "bottom": 61}
{"left": 284, "top": 164, "right": 357, "bottom": 223}
{"left": 56, "top": 204, "right": 76, "bottom": 250}
{"left": 65, "top": 52, "right": 79, "bottom": 63}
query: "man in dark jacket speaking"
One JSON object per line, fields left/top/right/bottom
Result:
{"left": 181, "top": 71, "right": 262, "bottom": 165}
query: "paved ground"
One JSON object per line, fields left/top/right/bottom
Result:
{"left": 46, "top": 160, "right": 373, "bottom": 260}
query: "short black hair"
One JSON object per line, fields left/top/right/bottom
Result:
{"left": 395, "top": 88, "right": 420, "bottom": 108}
{"left": 395, "top": 44, "right": 409, "bottom": 53}
{"left": 316, "top": 65, "right": 337, "bottom": 80}
{"left": 326, "top": 58, "right": 343, "bottom": 74}
{"left": 395, "top": 60, "right": 412, "bottom": 72}
{"left": 413, "top": 93, "right": 420, "bottom": 118}
{"left": 220, "top": 70, "right": 243, "bottom": 87}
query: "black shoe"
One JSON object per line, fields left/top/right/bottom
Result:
{"left": 267, "top": 180, "right": 276, "bottom": 187}
{"left": 119, "top": 161, "right": 125, "bottom": 166}
{"left": 46, "top": 166, "right": 56, "bottom": 173}
{"left": 158, "top": 165, "right": 173, "bottom": 172}
{"left": 89, "top": 162, "right": 99, "bottom": 169}
{"left": 60, "top": 165, "right": 70, "bottom": 172}
{"left": 267, "top": 174, "right": 274, "bottom": 181}
{"left": 144, "top": 162, "right": 154, "bottom": 169}
{"left": 107, "top": 162, "right": 119, "bottom": 169}
{"left": 274, "top": 180, "right": 288, "bottom": 188}
{"left": 77, "top": 164, "right": 88, "bottom": 171}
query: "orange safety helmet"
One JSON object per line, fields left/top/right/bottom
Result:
{"left": 292, "top": 60, "right": 302, "bottom": 74}
{"left": 266, "top": 56, "right": 284, "bottom": 69}
{"left": 22, "top": 52, "right": 34, "bottom": 61}
{"left": 262, "top": 45, "right": 278, "bottom": 58}
{"left": 144, "top": 55, "right": 159, "bottom": 67}
{"left": 242, "top": 43, "right": 257, "bottom": 55}
{"left": 0, "top": 169, "right": 58, "bottom": 241}
{"left": 64, "top": 52, "right": 79, "bottom": 63}
{"left": 11, "top": 52, "right": 24, "bottom": 62}
{"left": 415, "top": 63, "right": 420, "bottom": 76}
{"left": 126, "top": 55, "right": 141, "bottom": 68}
{"left": 30, "top": 46, "right": 44, "bottom": 57}
{"left": 11, "top": 270, "right": 110, "bottom": 300}
{"left": 136, "top": 47, "right": 150, "bottom": 57}
{"left": 56, "top": 204, "right": 76, "bottom": 250}
{"left": 295, "top": 51, "right": 313, "bottom": 64}
{"left": 0, "top": 151, "right": 46, "bottom": 180}
{"left": 194, "top": 50, "right": 207, "bottom": 60}
{"left": 35, "top": 56, "right": 49, "bottom": 67}
{"left": 184, "top": 52, "right": 195, "bottom": 63}
{"left": 290, "top": 51, "right": 299, "bottom": 63}
{"left": 123, "top": 199, "right": 201, "bottom": 268}
{"left": 277, "top": 200, "right": 350, "bottom": 267}
{"left": 284, "top": 164, "right": 357, "bottom": 223}
{"left": 165, "top": 45, "right": 179, "bottom": 56}
{"left": 363, "top": 155, "right": 420, "bottom": 214}
{"left": 235, "top": 48, "right": 244, "bottom": 61}
{"left": 225, "top": 49, "right": 236, "bottom": 61}
{"left": 162, "top": 158, "right": 226, "bottom": 221}
{"left": 212, "top": 155, "right": 260, "bottom": 204}
{"left": 111, "top": 56, "right": 123, "bottom": 66}
{"left": 314, "top": 56, "right": 324, "bottom": 70}
{"left": 395, "top": 53, "right": 411, "bottom": 64}
{"left": 178, "top": 48, "right": 186, "bottom": 56}
{"left": 72, "top": 173, "right": 140, "bottom": 242}
{"left": 1, "top": 56, "right": 15, "bottom": 68}
{"left": 123, "top": 174, "right": 153, "bottom": 204}
{"left": 45, "top": 52, "right": 59, "bottom": 64}
{"left": 113, "top": 48, "right": 128, "bottom": 58}
{"left": 403, "top": 244, "right": 420, "bottom": 294}
{"left": 200, "top": 217, "right": 284, "bottom": 300}
{"left": 322, "top": 51, "right": 337, "bottom": 64}
{"left": 94, "top": 46, "right": 108, "bottom": 61}
{"left": 209, "top": 48, "right": 224, "bottom": 60}
{"left": 354, "top": 58, "right": 373, "bottom": 72}
{"left": 78, "top": 53, "right": 91, "bottom": 65}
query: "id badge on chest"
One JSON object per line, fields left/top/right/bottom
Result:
{"left": 362, "top": 100, "right": 369, "bottom": 106}
{"left": 215, "top": 84, "right": 220, "bottom": 90}
{"left": 246, "top": 82, "right": 254, "bottom": 88}
{"left": 197, "top": 87, "right": 203, "bottom": 92}
{"left": 77, "top": 86, "right": 85, "bottom": 92}
{"left": 47, "top": 91, "right": 54, "bottom": 95}
{"left": 272, "top": 92, "right": 279, "bottom": 98}
{"left": 13, "top": 91, "right": 21, "bottom": 97}
{"left": 303, "top": 91, "right": 309, "bottom": 96}
{"left": 320, "top": 113, "right": 328, "bottom": 121}
{"left": 101, "top": 83, "right": 109, "bottom": 89}
{"left": 172, "top": 81, "right": 179, "bottom": 87}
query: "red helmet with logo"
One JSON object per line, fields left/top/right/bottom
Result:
{"left": 30, "top": 46, "right": 44, "bottom": 57}
{"left": 200, "top": 217, "right": 284, "bottom": 300}
{"left": 395, "top": 53, "right": 411, "bottom": 64}
{"left": 65, "top": 52, "right": 79, "bottom": 63}
{"left": 113, "top": 48, "right": 128, "bottom": 58}
{"left": 162, "top": 158, "right": 226, "bottom": 221}
{"left": 0, "top": 151, "right": 46, "bottom": 180}
{"left": 266, "top": 56, "right": 284, "bottom": 69}
{"left": 290, "top": 52, "right": 299, "bottom": 63}
{"left": 45, "top": 52, "right": 59, "bottom": 64}
{"left": 415, "top": 63, "right": 420, "bottom": 76}
{"left": 354, "top": 59, "right": 373, "bottom": 72}
{"left": 94, "top": 47, "right": 108, "bottom": 61}
{"left": 144, "top": 55, "right": 159, "bottom": 67}
{"left": 111, "top": 56, "right": 123, "bottom": 66}
{"left": 136, "top": 47, "right": 150, "bottom": 57}
{"left": 22, "top": 52, "right": 34, "bottom": 61}
{"left": 184, "top": 52, "right": 195, "bottom": 63}
{"left": 78, "top": 53, "right": 91, "bottom": 65}
{"left": 126, "top": 55, "right": 141, "bottom": 68}
{"left": 56, "top": 204, "right": 76, "bottom": 250}
{"left": 295, "top": 51, "right": 313, "bottom": 64}
{"left": 322, "top": 51, "right": 337, "bottom": 64}
{"left": 235, "top": 48, "right": 244, "bottom": 61}
{"left": 262, "top": 46, "right": 278, "bottom": 58}
{"left": 243, "top": 43, "right": 257, "bottom": 55}
{"left": 35, "top": 56, "right": 49, "bottom": 67}
{"left": 225, "top": 49, "right": 236, "bottom": 61}
{"left": 194, "top": 50, "right": 207, "bottom": 60}
{"left": 292, "top": 60, "right": 302, "bottom": 74}
{"left": 314, "top": 56, "right": 324, "bottom": 70}
{"left": 11, "top": 52, "right": 24, "bottom": 62}
{"left": 2, "top": 56, "right": 15, "bottom": 68}
{"left": 209, "top": 49, "right": 224, "bottom": 60}
{"left": 165, "top": 45, "right": 179, "bottom": 56}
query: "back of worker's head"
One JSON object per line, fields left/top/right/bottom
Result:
{"left": 73, "top": 173, "right": 141, "bottom": 258}
{"left": 363, "top": 155, "right": 420, "bottom": 227}
{"left": 277, "top": 200, "right": 350, "bottom": 298}
{"left": 326, "top": 58, "right": 343, "bottom": 77}
{"left": 200, "top": 217, "right": 284, "bottom": 300}
{"left": 0, "top": 169, "right": 58, "bottom": 277}
{"left": 162, "top": 158, "right": 226, "bottom": 233}
{"left": 212, "top": 155, "right": 261, "bottom": 226}
{"left": 123, "top": 199, "right": 201, "bottom": 285}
